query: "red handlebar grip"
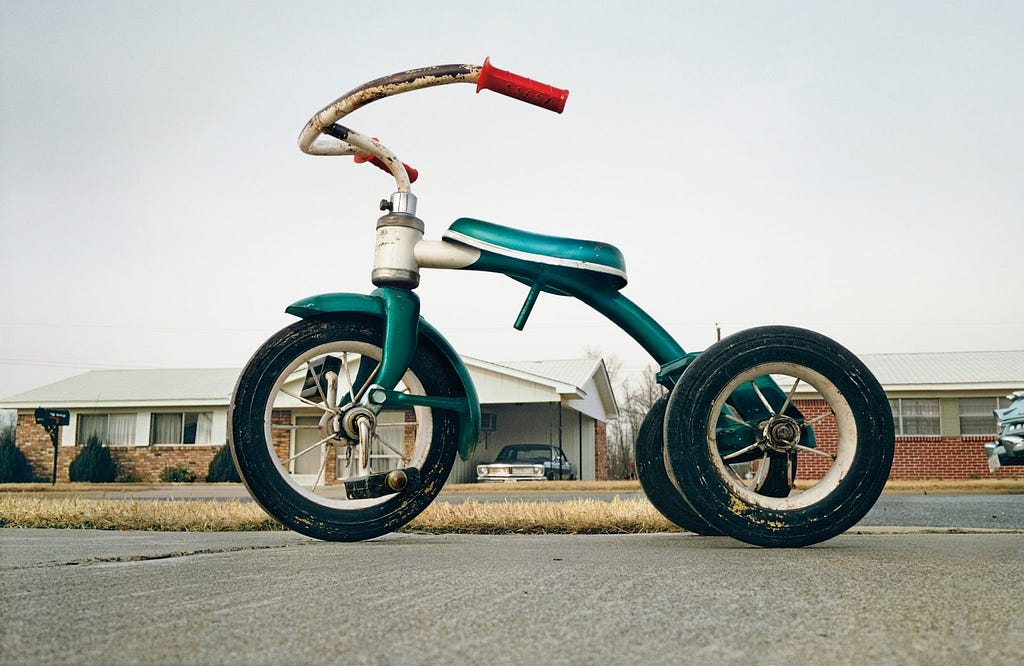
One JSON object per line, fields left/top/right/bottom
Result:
{"left": 355, "top": 153, "right": 419, "bottom": 183}
{"left": 476, "top": 57, "right": 568, "bottom": 114}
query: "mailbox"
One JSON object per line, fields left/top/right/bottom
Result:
{"left": 35, "top": 407, "right": 70, "bottom": 428}
{"left": 34, "top": 407, "right": 70, "bottom": 485}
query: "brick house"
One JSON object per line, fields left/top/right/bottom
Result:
{"left": 1, "top": 358, "right": 616, "bottom": 484}
{"left": 791, "top": 350, "right": 1024, "bottom": 480}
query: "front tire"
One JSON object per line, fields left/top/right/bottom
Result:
{"left": 229, "top": 315, "right": 462, "bottom": 541}
{"left": 665, "top": 326, "right": 894, "bottom": 548}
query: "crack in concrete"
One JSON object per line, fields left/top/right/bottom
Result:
{"left": 3, "top": 542, "right": 305, "bottom": 571}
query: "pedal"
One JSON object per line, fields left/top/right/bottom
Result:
{"left": 343, "top": 468, "right": 421, "bottom": 500}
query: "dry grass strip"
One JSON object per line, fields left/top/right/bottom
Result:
{"left": 0, "top": 495, "right": 679, "bottom": 534}
{"left": 4, "top": 478, "right": 1022, "bottom": 533}
{"left": 408, "top": 498, "right": 680, "bottom": 534}
{"left": 0, "top": 497, "right": 282, "bottom": 532}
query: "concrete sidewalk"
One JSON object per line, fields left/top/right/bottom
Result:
{"left": 2, "top": 528, "right": 1023, "bottom": 665}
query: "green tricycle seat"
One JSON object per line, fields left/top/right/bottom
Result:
{"left": 443, "top": 218, "right": 628, "bottom": 290}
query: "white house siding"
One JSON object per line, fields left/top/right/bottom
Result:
{"left": 577, "top": 416, "right": 596, "bottom": 480}
{"left": 469, "top": 370, "right": 563, "bottom": 404}
{"left": 564, "top": 377, "right": 611, "bottom": 422}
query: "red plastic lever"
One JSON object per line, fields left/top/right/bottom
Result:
{"left": 476, "top": 57, "right": 568, "bottom": 114}
{"left": 354, "top": 152, "right": 419, "bottom": 183}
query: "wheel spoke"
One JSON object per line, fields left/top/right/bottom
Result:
{"left": 796, "top": 444, "right": 836, "bottom": 460}
{"left": 350, "top": 357, "right": 380, "bottom": 404}
{"left": 308, "top": 361, "right": 329, "bottom": 406}
{"left": 372, "top": 433, "right": 408, "bottom": 462}
{"left": 805, "top": 410, "right": 835, "bottom": 427}
{"left": 283, "top": 434, "right": 335, "bottom": 466}
{"left": 751, "top": 381, "right": 776, "bottom": 416}
{"left": 722, "top": 404, "right": 758, "bottom": 430}
{"left": 778, "top": 378, "right": 802, "bottom": 417}
{"left": 748, "top": 453, "right": 770, "bottom": 489}
{"left": 342, "top": 352, "right": 356, "bottom": 407}
{"left": 311, "top": 448, "right": 329, "bottom": 493}
{"left": 280, "top": 387, "right": 335, "bottom": 412}
{"left": 722, "top": 442, "right": 761, "bottom": 462}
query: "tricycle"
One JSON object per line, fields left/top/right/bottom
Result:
{"left": 228, "top": 59, "right": 895, "bottom": 547}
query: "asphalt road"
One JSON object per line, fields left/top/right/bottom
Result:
{"left": 2, "top": 529, "right": 1023, "bottom": 665}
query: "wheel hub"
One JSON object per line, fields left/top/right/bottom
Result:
{"left": 762, "top": 415, "right": 801, "bottom": 453}
{"left": 341, "top": 406, "right": 376, "bottom": 441}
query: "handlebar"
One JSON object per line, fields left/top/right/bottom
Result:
{"left": 298, "top": 59, "right": 568, "bottom": 191}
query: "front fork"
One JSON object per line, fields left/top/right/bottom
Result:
{"left": 292, "top": 287, "right": 431, "bottom": 498}
{"left": 331, "top": 288, "right": 422, "bottom": 477}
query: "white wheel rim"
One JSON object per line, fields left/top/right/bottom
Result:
{"left": 261, "top": 341, "right": 433, "bottom": 510}
{"left": 706, "top": 362, "right": 858, "bottom": 511}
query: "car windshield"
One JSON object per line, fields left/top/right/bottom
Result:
{"left": 496, "top": 446, "right": 550, "bottom": 463}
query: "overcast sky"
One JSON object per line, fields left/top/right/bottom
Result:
{"left": 2, "top": 0, "right": 1022, "bottom": 399}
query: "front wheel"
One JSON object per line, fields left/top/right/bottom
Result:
{"left": 665, "top": 326, "right": 894, "bottom": 548}
{"left": 229, "top": 315, "right": 463, "bottom": 541}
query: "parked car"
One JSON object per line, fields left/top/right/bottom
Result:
{"left": 476, "top": 444, "right": 575, "bottom": 482}
{"left": 985, "top": 390, "right": 1024, "bottom": 472}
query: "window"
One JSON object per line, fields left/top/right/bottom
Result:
{"left": 959, "top": 397, "right": 1012, "bottom": 436}
{"left": 150, "top": 412, "right": 213, "bottom": 445}
{"left": 889, "top": 398, "right": 940, "bottom": 436}
{"left": 76, "top": 413, "right": 136, "bottom": 446}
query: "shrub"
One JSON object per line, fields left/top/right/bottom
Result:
{"left": 159, "top": 465, "right": 197, "bottom": 483}
{"left": 0, "top": 440, "right": 35, "bottom": 483}
{"left": 207, "top": 445, "right": 241, "bottom": 483}
{"left": 68, "top": 436, "right": 118, "bottom": 483}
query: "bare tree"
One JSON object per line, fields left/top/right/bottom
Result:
{"left": 586, "top": 348, "right": 666, "bottom": 479}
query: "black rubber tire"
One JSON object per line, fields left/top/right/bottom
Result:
{"left": 229, "top": 315, "right": 462, "bottom": 541}
{"left": 665, "top": 326, "right": 894, "bottom": 548}
{"left": 636, "top": 397, "right": 720, "bottom": 535}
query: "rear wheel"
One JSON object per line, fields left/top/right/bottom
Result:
{"left": 635, "top": 397, "right": 720, "bottom": 535}
{"left": 230, "top": 315, "right": 462, "bottom": 541}
{"left": 665, "top": 326, "right": 894, "bottom": 548}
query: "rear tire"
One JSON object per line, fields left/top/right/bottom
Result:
{"left": 665, "top": 326, "right": 894, "bottom": 548}
{"left": 635, "top": 398, "right": 720, "bottom": 535}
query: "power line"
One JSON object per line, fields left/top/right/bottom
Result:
{"left": 0, "top": 357, "right": 177, "bottom": 370}
{"left": 0, "top": 322, "right": 271, "bottom": 333}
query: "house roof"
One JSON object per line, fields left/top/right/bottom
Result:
{"left": 0, "top": 358, "right": 618, "bottom": 417}
{"left": 462, "top": 358, "right": 583, "bottom": 397}
{"left": 859, "top": 350, "right": 1024, "bottom": 391}
{"left": 490, "top": 358, "right": 618, "bottom": 420}
{"left": 0, "top": 368, "right": 239, "bottom": 409}
{"left": 498, "top": 359, "right": 608, "bottom": 392}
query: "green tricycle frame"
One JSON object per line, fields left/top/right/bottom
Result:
{"left": 229, "top": 60, "right": 895, "bottom": 547}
